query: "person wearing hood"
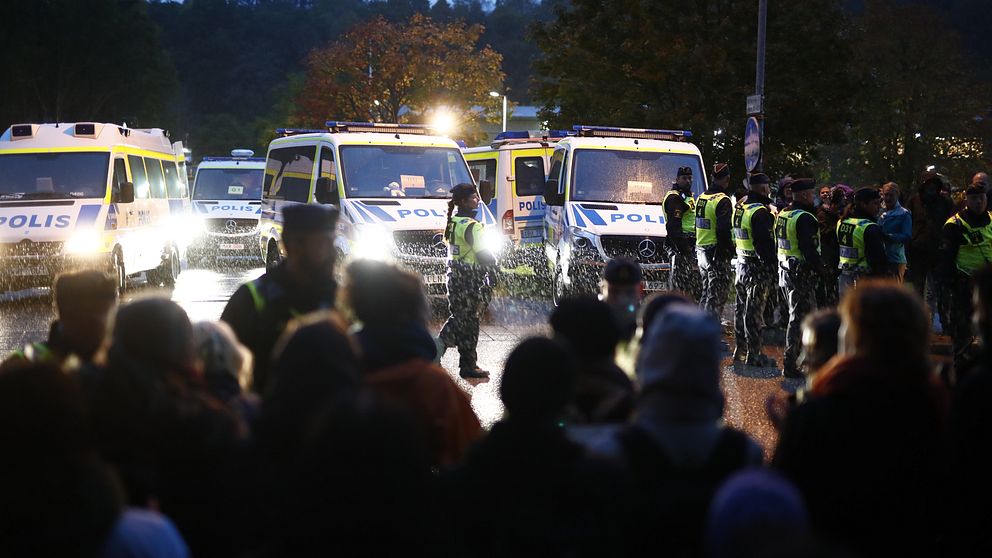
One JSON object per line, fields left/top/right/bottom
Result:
{"left": 815, "top": 185, "right": 847, "bottom": 307}
{"left": 775, "top": 179, "right": 825, "bottom": 379}
{"left": 836, "top": 187, "right": 887, "bottom": 297}
{"left": 344, "top": 259, "right": 481, "bottom": 468}
{"left": 732, "top": 173, "right": 777, "bottom": 367}
{"left": 663, "top": 166, "right": 701, "bottom": 300}
{"left": 907, "top": 171, "right": 954, "bottom": 331}
{"left": 605, "top": 304, "right": 762, "bottom": 556}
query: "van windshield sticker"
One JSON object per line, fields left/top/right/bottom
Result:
{"left": 228, "top": 185, "right": 244, "bottom": 195}
{"left": 627, "top": 181, "right": 653, "bottom": 194}
{"left": 400, "top": 175, "right": 425, "bottom": 189}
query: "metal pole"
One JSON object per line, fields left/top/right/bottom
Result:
{"left": 502, "top": 95, "right": 507, "bottom": 132}
{"left": 755, "top": 0, "right": 767, "bottom": 172}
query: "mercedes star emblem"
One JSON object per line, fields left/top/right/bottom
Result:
{"left": 432, "top": 232, "right": 446, "bottom": 250}
{"left": 638, "top": 238, "right": 656, "bottom": 258}
{"left": 225, "top": 219, "right": 238, "bottom": 233}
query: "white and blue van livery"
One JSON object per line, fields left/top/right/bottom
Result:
{"left": 188, "top": 149, "right": 265, "bottom": 264}
{"left": 0, "top": 122, "right": 191, "bottom": 292}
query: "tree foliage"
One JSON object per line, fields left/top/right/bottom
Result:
{"left": 296, "top": 14, "right": 504, "bottom": 141}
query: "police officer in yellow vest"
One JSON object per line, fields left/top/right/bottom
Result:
{"left": 663, "top": 166, "right": 700, "bottom": 300}
{"left": 696, "top": 163, "right": 735, "bottom": 320}
{"left": 732, "top": 173, "right": 777, "bottom": 367}
{"left": 438, "top": 183, "right": 497, "bottom": 379}
{"left": 836, "top": 187, "right": 888, "bottom": 297}
{"left": 775, "top": 178, "right": 824, "bottom": 378}
{"left": 942, "top": 182, "right": 992, "bottom": 371}
{"left": 221, "top": 203, "right": 339, "bottom": 393}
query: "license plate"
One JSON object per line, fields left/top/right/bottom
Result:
{"left": 521, "top": 227, "right": 543, "bottom": 239}
{"left": 424, "top": 273, "right": 447, "bottom": 284}
{"left": 219, "top": 243, "right": 244, "bottom": 250}
{"left": 645, "top": 280, "right": 667, "bottom": 291}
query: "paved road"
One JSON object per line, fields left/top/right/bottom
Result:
{"left": 0, "top": 265, "right": 793, "bottom": 457}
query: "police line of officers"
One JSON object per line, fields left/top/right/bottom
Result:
{"left": 663, "top": 165, "right": 992, "bottom": 378}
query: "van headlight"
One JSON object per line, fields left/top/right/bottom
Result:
{"left": 482, "top": 227, "right": 507, "bottom": 256}
{"left": 352, "top": 224, "right": 394, "bottom": 261}
{"left": 567, "top": 226, "right": 598, "bottom": 252}
{"left": 64, "top": 229, "right": 103, "bottom": 255}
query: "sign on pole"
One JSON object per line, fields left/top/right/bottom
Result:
{"left": 746, "top": 94, "right": 763, "bottom": 116}
{"left": 744, "top": 117, "right": 761, "bottom": 173}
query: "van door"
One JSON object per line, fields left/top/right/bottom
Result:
{"left": 543, "top": 148, "right": 567, "bottom": 257}
{"left": 465, "top": 154, "right": 497, "bottom": 216}
{"left": 260, "top": 144, "right": 317, "bottom": 256}
{"left": 510, "top": 147, "right": 550, "bottom": 244}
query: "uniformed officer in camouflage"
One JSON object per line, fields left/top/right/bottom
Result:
{"left": 775, "top": 178, "right": 824, "bottom": 378}
{"left": 695, "top": 163, "right": 734, "bottom": 320}
{"left": 836, "top": 187, "right": 887, "bottom": 297}
{"left": 732, "top": 173, "right": 777, "bottom": 367}
{"left": 663, "top": 166, "right": 700, "bottom": 300}
{"left": 941, "top": 182, "right": 992, "bottom": 372}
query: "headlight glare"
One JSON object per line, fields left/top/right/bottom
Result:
{"left": 64, "top": 229, "right": 103, "bottom": 255}
{"left": 352, "top": 225, "right": 394, "bottom": 261}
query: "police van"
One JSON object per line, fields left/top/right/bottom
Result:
{"left": 543, "top": 125, "right": 707, "bottom": 304}
{"left": 259, "top": 121, "right": 497, "bottom": 292}
{"left": 0, "top": 122, "right": 191, "bottom": 292}
{"left": 188, "top": 149, "right": 265, "bottom": 265}
{"left": 463, "top": 130, "right": 569, "bottom": 271}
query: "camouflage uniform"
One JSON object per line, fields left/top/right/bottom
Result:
{"left": 732, "top": 188, "right": 777, "bottom": 363}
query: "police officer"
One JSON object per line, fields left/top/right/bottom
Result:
{"left": 221, "top": 203, "right": 339, "bottom": 393}
{"left": 4, "top": 270, "right": 118, "bottom": 366}
{"left": 775, "top": 178, "right": 824, "bottom": 379}
{"left": 942, "top": 182, "right": 992, "bottom": 372}
{"left": 732, "top": 173, "right": 777, "bottom": 367}
{"left": 663, "top": 166, "right": 700, "bottom": 300}
{"left": 836, "top": 187, "right": 888, "bottom": 297}
{"left": 438, "top": 183, "right": 497, "bottom": 379}
{"left": 696, "top": 163, "right": 734, "bottom": 320}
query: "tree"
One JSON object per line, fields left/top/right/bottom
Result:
{"left": 297, "top": 14, "right": 504, "bottom": 142}
{"left": 0, "top": 0, "right": 177, "bottom": 127}
{"left": 532, "top": 0, "right": 854, "bottom": 181}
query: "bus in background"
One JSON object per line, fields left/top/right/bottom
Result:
{"left": 0, "top": 122, "right": 191, "bottom": 292}
{"left": 188, "top": 149, "right": 265, "bottom": 266}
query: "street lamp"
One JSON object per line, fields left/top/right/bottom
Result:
{"left": 489, "top": 91, "right": 507, "bottom": 132}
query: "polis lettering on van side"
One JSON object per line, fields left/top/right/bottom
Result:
{"left": 209, "top": 205, "right": 257, "bottom": 213}
{"left": 0, "top": 214, "right": 73, "bottom": 228}
{"left": 397, "top": 209, "right": 447, "bottom": 219}
{"left": 609, "top": 213, "right": 665, "bottom": 224}
{"left": 519, "top": 200, "right": 546, "bottom": 211}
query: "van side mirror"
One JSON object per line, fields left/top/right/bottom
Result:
{"left": 117, "top": 181, "right": 135, "bottom": 204}
{"left": 544, "top": 179, "right": 562, "bottom": 206}
{"left": 314, "top": 176, "right": 339, "bottom": 205}
{"left": 479, "top": 180, "right": 494, "bottom": 204}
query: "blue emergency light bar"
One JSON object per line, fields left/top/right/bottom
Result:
{"left": 492, "top": 130, "right": 573, "bottom": 142}
{"left": 325, "top": 121, "right": 431, "bottom": 135}
{"left": 275, "top": 128, "right": 325, "bottom": 137}
{"left": 201, "top": 157, "right": 266, "bottom": 162}
{"left": 573, "top": 125, "right": 692, "bottom": 141}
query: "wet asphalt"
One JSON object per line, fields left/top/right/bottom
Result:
{"left": 0, "top": 264, "right": 792, "bottom": 458}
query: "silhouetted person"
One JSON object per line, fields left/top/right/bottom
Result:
{"left": 344, "top": 259, "right": 481, "bottom": 468}
{"left": 192, "top": 320, "right": 260, "bottom": 429}
{"left": 601, "top": 257, "right": 644, "bottom": 342}
{"left": 908, "top": 172, "right": 953, "bottom": 330}
{"left": 774, "top": 282, "right": 948, "bottom": 556}
{"left": 222, "top": 204, "right": 340, "bottom": 393}
{"left": 551, "top": 296, "right": 634, "bottom": 424}
{"left": 442, "top": 337, "right": 629, "bottom": 557}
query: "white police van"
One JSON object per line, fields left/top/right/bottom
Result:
{"left": 463, "top": 130, "right": 570, "bottom": 272}
{"left": 543, "top": 125, "right": 707, "bottom": 304}
{"left": 188, "top": 149, "right": 265, "bottom": 265}
{"left": 259, "top": 121, "right": 497, "bottom": 292}
{"left": 0, "top": 122, "right": 191, "bottom": 292}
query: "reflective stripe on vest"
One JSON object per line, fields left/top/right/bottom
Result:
{"left": 447, "top": 215, "right": 481, "bottom": 265}
{"left": 775, "top": 208, "right": 819, "bottom": 262}
{"left": 733, "top": 202, "right": 767, "bottom": 256}
{"left": 695, "top": 192, "right": 728, "bottom": 247}
{"left": 836, "top": 218, "right": 876, "bottom": 271}
{"left": 946, "top": 211, "right": 992, "bottom": 275}
{"left": 664, "top": 190, "right": 696, "bottom": 236}
{"left": 7, "top": 342, "right": 53, "bottom": 363}
{"left": 244, "top": 277, "right": 302, "bottom": 317}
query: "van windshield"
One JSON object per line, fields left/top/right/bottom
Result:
{"left": 339, "top": 145, "right": 474, "bottom": 198}
{"left": 570, "top": 149, "right": 705, "bottom": 204}
{"left": 193, "top": 168, "right": 264, "bottom": 200}
{"left": 0, "top": 152, "right": 110, "bottom": 200}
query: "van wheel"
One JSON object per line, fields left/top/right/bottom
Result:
{"left": 111, "top": 251, "right": 126, "bottom": 295}
{"left": 161, "top": 247, "right": 180, "bottom": 288}
{"left": 265, "top": 242, "right": 281, "bottom": 270}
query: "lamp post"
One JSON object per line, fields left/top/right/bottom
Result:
{"left": 489, "top": 91, "right": 507, "bottom": 132}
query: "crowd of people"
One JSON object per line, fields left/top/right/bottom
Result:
{"left": 2, "top": 177, "right": 991, "bottom": 557}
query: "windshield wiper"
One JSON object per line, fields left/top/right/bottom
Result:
{"left": 2, "top": 192, "right": 71, "bottom": 200}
